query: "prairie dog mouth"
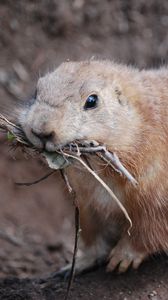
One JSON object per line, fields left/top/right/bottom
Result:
{"left": 45, "top": 139, "right": 100, "bottom": 153}
{"left": 44, "top": 140, "right": 67, "bottom": 152}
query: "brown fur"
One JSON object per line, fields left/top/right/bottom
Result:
{"left": 19, "top": 60, "right": 168, "bottom": 272}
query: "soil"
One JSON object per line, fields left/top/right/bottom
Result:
{"left": 0, "top": 1, "right": 168, "bottom": 299}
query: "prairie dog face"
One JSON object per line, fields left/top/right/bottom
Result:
{"left": 20, "top": 61, "right": 140, "bottom": 152}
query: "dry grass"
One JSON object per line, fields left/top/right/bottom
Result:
{"left": 0, "top": 113, "right": 137, "bottom": 228}
{"left": 0, "top": 113, "right": 138, "bottom": 299}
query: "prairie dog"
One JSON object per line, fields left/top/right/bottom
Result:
{"left": 20, "top": 60, "right": 168, "bottom": 274}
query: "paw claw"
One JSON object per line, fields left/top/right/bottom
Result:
{"left": 118, "top": 260, "right": 132, "bottom": 273}
{"left": 106, "top": 258, "right": 121, "bottom": 272}
{"left": 132, "top": 256, "right": 144, "bottom": 269}
{"left": 106, "top": 238, "right": 147, "bottom": 273}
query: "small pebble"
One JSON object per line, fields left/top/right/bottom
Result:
{"left": 148, "top": 290, "right": 158, "bottom": 298}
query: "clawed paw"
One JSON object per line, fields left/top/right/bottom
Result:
{"left": 106, "top": 238, "right": 147, "bottom": 273}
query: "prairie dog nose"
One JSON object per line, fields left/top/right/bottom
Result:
{"left": 31, "top": 128, "right": 55, "bottom": 146}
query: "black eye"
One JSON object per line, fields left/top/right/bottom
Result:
{"left": 84, "top": 94, "right": 98, "bottom": 110}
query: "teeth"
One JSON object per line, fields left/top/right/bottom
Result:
{"left": 80, "top": 140, "right": 99, "bottom": 147}
{"left": 45, "top": 142, "right": 67, "bottom": 152}
{"left": 90, "top": 140, "right": 99, "bottom": 147}
{"left": 45, "top": 140, "right": 100, "bottom": 153}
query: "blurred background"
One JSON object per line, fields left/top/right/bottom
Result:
{"left": 0, "top": 0, "right": 168, "bottom": 281}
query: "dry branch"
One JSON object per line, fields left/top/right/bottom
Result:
{"left": 0, "top": 113, "right": 31, "bottom": 146}
{"left": 0, "top": 113, "right": 136, "bottom": 232}
{"left": 0, "top": 113, "right": 139, "bottom": 298}
{"left": 60, "top": 151, "right": 132, "bottom": 234}
{"left": 60, "top": 169, "right": 80, "bottom": 300}
{"left": 15, "top": 170, "right": 55, "bottom": 186}
{"left": 64, "top": 143, "right": 138, "bottom": 186}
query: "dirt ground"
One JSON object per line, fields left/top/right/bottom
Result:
{"left": 0, "top": 1, "right": 168, "bottom": 299}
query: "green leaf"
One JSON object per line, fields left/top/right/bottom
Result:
{"left": 44, "top": 151, "right": 73, "bottom": 170}
{"left": 7, "top": 132, "right": 15, "bottom": 142}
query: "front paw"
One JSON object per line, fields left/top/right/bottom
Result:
{"left": 106, "top": 237, "right": 148, "bottom": 273}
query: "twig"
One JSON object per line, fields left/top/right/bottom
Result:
{"left": 96, "top": 152, "right": 122, "bottom": 175}
{"left": 0, "top": 114, "right": 134, "bottom": 233}
{"left": 15, "top": 170, "right": 55, "bottom": 186}
{"left": 60, "top": 170, "right": 73, "bottom": 194}
{"left": 0, "top": 113, "right": 20, "bottom": 130}
{"left": 103, "top": 150, "right": 138, "bottom": 187}
{"left": 0, "top": 114, "right": 31, "bottom": 146}
{"left": 74, "top": 142, "right": 81, "bottom": 157}
{"left": 0, "top": 114, "right": 137, "bottom": 187}
{"left": 60, "top": 152, "right": 132, "bottom": 235}
{"left": 63, "top": 144, "right": 138, "bottom": 186}
{"left": 60, "top": 169, "right": 80, "bottom": 300}
{"left": 65, "top": 206, "right": 80, "bottom": 300}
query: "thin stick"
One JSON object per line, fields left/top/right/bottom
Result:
{"left": 96, "top": 152, "right": 122, "bottom": 175}
{"left": 60, "top": 170, "right": 73, "bottom": 194}
{"left": 60, "top": 169, "right": 80, "bottom": 300}
{"left": 0, "top": 114, "right": 31, "bottom": 146}
{"left": 0, "top": 114, "right": 134, "bottom": 232}
{"left": 0, "top": 114, "right": 21, "bottom": 130}
{"left": 15, "top": 170, "right": 55, "bottom": 186}
{"left": 61, "top": 152, "right": 132, "bottom": 235}
{"left": 65, "top": 206, "right": 80, "bottom": 300}
{"left": 0, "top": 114, "right": 137, "bottom": 187}
{"left": 103, "top": 150, "right": 138, "bottom": 187}
{"left": 64, "top": 144, "right": 138, "bottom": 187}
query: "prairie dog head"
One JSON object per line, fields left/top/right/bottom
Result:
{"left": 20, "top": 61, "right": 141, "bottom": 152}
